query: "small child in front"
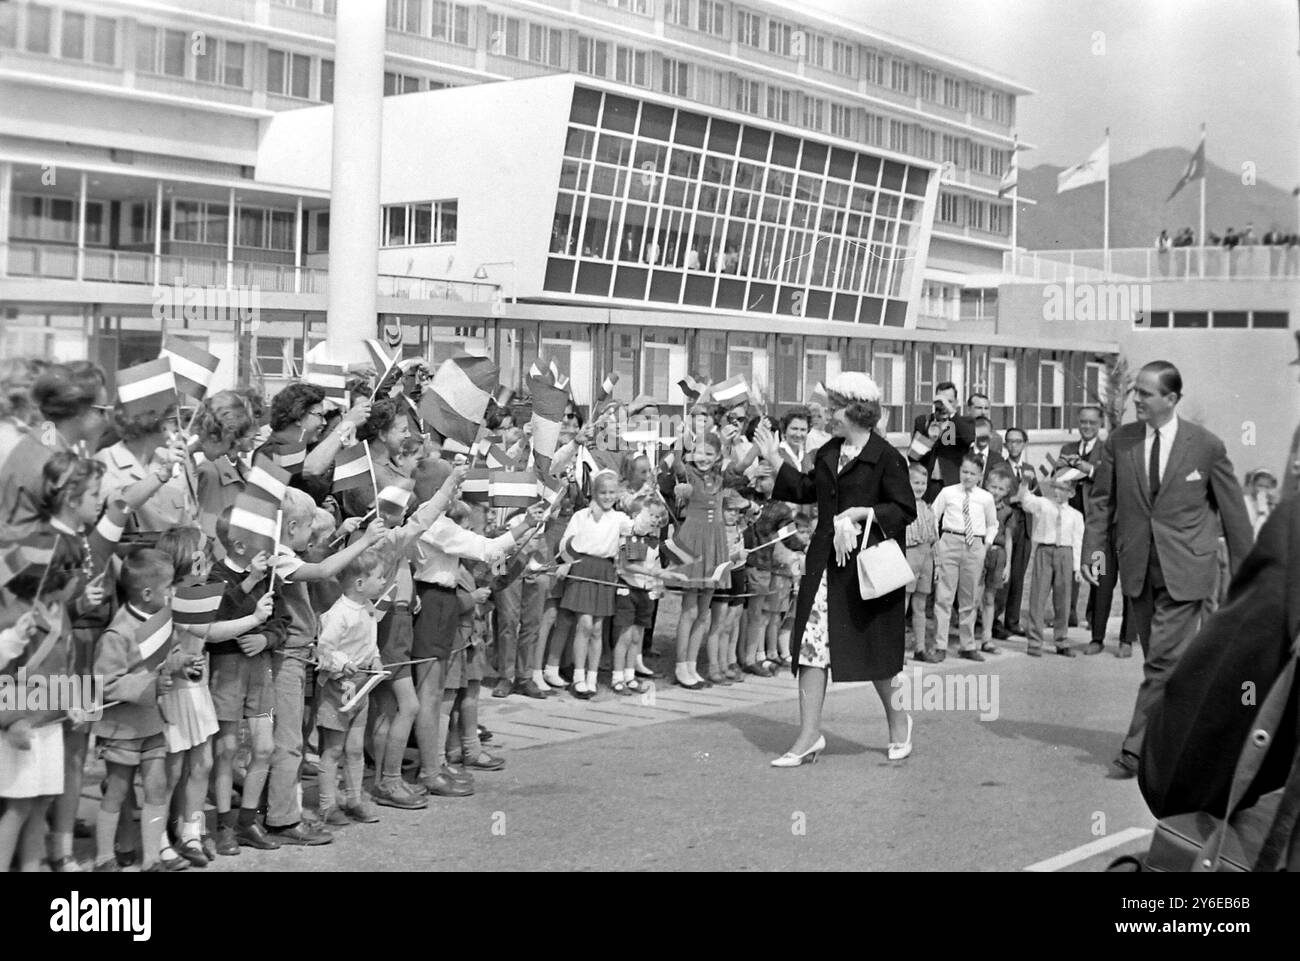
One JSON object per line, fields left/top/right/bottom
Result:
{"left": 1016, "top": 472, "right": 1084, "bottom": 657}
{"left": 930, "top": 453, "right": 999, "bottom": 662}
{"left": 315, "top": 547, "right": 390, "bottom": 826}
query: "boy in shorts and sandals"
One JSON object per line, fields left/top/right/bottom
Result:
{"left": 904, "top": 462, "right": 938, "bottom": 660}
{"left": 93, "top": 549, "right": 183, "bottom": 872}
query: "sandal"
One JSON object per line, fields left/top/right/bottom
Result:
{"left": 625, "top": 678, "right": 649, "bottom": 694}
{"left": 47, "top": 855, "right": 82, "bottom": 873}
{"left": 612, "top": 681, "right": 628, "bottom": 695}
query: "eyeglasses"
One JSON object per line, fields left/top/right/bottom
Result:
{"left": 306, "top": 408, "right": 327, "bottom": 419}
{"left": 90, "top": 404, "right": 114, "bottom": 415}
{"left": 726, "top": 415, "right": 745, "bottom": 424}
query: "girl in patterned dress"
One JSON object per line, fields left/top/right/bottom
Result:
{"left": 154, "top": 527, "right": 220, "bottom": 867}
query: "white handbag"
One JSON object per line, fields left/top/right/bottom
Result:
{"left": 856, "top": 521, "right": 915, "bottom": 600}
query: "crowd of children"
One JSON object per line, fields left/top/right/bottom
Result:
{"left": 0, "top": 356, "right": 823, "bottom": 872}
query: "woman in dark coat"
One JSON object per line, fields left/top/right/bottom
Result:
{"left": 754, "top": 372, "right": 916, "bottom": 766}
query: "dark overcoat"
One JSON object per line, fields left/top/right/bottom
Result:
{"left": 773, "top": 432, "right": 916, "bottom": 683}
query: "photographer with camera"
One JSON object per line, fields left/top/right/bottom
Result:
{"left": 910, "top": 381, "right": 976, "bottom": 504}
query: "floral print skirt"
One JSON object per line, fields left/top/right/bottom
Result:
{"left": 798, "top": 572, "right": 832, "bottom": 671}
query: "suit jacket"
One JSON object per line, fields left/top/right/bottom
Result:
{"left": 1060, "top": 436, "right": 1105, "bottom": 517}
{"left": 1082, "top": 418, "right": 1253, "bottom": 602}
{"left": 910, "top": 413, "right": 976, "bottom": 499}
{"left": 1140, "top": 495, "right": 1300, "bottom": 869}
{"left": 773, "top": 433, "right": 916, "bottom": 683}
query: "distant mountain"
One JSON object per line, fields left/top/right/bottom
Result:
{"left": 1015, "top": 147, "right": 1298, "bottom": 250}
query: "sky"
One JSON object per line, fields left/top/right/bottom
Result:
{"left": 791, "top": 0, "right": 1300, "bottom": 189}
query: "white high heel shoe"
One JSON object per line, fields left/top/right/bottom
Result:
{"left": 770, "top": 735, "right": 826, "bottom": 768}
{"left": 887, "top": 715, "right": 914, "bottom": 761}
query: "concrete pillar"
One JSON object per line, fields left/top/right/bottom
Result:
{"left": 152, "top": 180, "right": 163, "bottom": 287}
{"left": 226, "top": 186, "right": 236, "bottom": 288}
{"left": 294, "top": 195, "right": 303, "bottom": 293}
{"left": 0, "top": 162, "right": 11, "bottom": 278}
{"left": 76, "top": 170, "right": 87, "bottom": 281}
{"left": 326, "top": 0, "right": 385, "bottom": 364}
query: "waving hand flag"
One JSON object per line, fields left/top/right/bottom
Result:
{"left": 421, "top": 355, "right": 499, "bottom": 447}
{"left": 161, "top": 335, "right": 220, "bottom": 401}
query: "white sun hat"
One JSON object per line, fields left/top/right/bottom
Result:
{"left": 826, "top": 371, "right": 882, "bottom": 404}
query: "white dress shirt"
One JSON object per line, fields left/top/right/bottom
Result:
{"left": 931, "top": 483, "right": 998, "bottom": 546}
{"left": 1019, "top": 490, "right": 1085, "bottom": 572}
{"left": 1076, "top": 437, "right": 1097, "bottom": 459}
{"left": 1143, "top": 416, "right": 1179, "bottom": 486}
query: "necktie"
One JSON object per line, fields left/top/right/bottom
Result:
{"left": 1149, "top": 428, "right": 1161, "bottom": 500}
{"left": 962, "top": 490, "right": 974, "bottom": 547}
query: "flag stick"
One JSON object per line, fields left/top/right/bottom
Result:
{"left": 271, "top": 510, "right": 283, "bottom": 591}
{"left": 1103, "top": 127, "right": 1111, "bottom": 276}
{"left": 1198, "top": 122, "right": 1207, "bottom": 278}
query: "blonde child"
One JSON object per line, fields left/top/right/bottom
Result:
{"left": 558, "top": 471, "right": 632, "bottom": 699}
{"left": 445, "top": 539, "right": 503, "bottom": 771}
{"left": 612, "top": 496, "right": 670, "bottom": 695}
{"left": 315, "top": 547, "right": 390, "bottom": 826}
{"left": 1016, "top": 472, "right": 1085, "bottom": 657}
{"left": 931, "top": 453, "right": 999, "bottom": 662}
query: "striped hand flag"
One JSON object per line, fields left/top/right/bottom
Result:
{"left": 459, "top": 467, "right": 490, "bottom": 504}
{"left": 7, "top": 599, "right": 64, "bottom": 673}
{"left": 304, "top": 347, "right": 348, "bottom": 406}
{"left": 621, "top": 428, "right": 661, "bottom": 448}
{"left": 421, "top": 355, "right": 499, "bottom": 446}
{"left": 245, "top": 454, "right": 291, "bottom": 506}
{"left": 117, "top": 357, "right": 179, "bottom": 420}
{"left": 489, "top": 470, "right": 540, "bottom": 508}
{"left": 528, "top": 371, "right": 569, "bottom": 473}
{"left": 546, "top": 359, "right": 571, "bottom": 393}
{"left": 170, "top": 581, "right": 226, "bottom": 625}
{"left": 268, "top": 442, "right": 307, "bottom": 477}
{"left": 485, "top": 444, "right": 518, "bottom": 470}
{"left": 677, "top": 374, "right": 707, "bottom": 402}
{"left": 908, "top": 431, "right": 935, "bottom": 461}
{"left": 596, "top": 371, "right": 620, "bottom": 402}
{"left": 332, "top": 444, "right": 374, "bottom": 495}
{"left": 161, "top": 335, "right": 220, "bottom": 400}
{"left": 0, "top": 533, "right": 60, "bottom": 600}
{"left": 659, "top": 537, "right": 698, "bottom": 569}
{"left": 376, "top": 485, "right": 413, "bottom": 519}
{"left": 228, "top": 493, "right": 279, "bottom": 556}
{"left": 136, "top": 608, "right": 175, "bottom": 673}
{"left": 364, "top": 338, "right": 398, "bottom": 383}
{"left": 371, "top": 583, "right": 398, "bottom": 618}
{"left": 537, "top": 471, "right": 564, "bottom": 506}
{"left": 708, "top": 373, "right": 750, "bottom": 408}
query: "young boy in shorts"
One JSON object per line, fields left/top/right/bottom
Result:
{"left": 93, "top": 549, "right": 182, "bottom": 872}
{"left": 612, "top": 496, "right": 668, "bottom": 695}
{"left": 904, "top": 462, "right": 938, "bottom": 661}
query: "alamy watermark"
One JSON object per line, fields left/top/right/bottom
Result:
{"left": 0, "top": 671, "right": 105, "bottom": 718}
{"left": 152, "top": 277, "right": 260, "bottom": 330}
{"left": 890, "top": 667, "right": 1000, "bottom": 721}
{"left": 1041, "top": 279, "right": 1152, "bottom": 323}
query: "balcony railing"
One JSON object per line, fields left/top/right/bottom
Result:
{"left": 1, "top": 243, "right": 496, "bottom": 301}
{"left": 1004, "top": 245, "right": 1300, "bottom": 283}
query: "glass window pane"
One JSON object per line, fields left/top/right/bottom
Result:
{"left": 238, "top": 208, "right": 265, "bottom": 248}
{"left": 57, "top": 12, "right": 84, "bottom": 60}
{"left": 290, "top": 53, "right": 311, "bottom": 98}
{"left": 162, "top": 29, "right": 186, "bottom": 77}
{"left": 25, "top": 4, "right": 52, "bottom": 54}
{"left": 206, "top": 204, "right": 228, "bottom": 247}
{"left": 267, "top": 49, "right": 285, "bottom": 93}
{"left": 173, "top": 200, "right": 202, "bottom": 242}
{"left": 224, "top": 41, "right": 245, "bottom": 86}
{"left": 412, "top": 205, "right": 432, "bottom": 244}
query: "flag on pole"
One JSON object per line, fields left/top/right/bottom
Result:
{"left": 459, "top": 468, "right": 490, "bottom": 504}
{"left": 364, "top": 338, "right": 399, "bottom": 397}
{"left": 528, "top": 373, "right": 569, "bottom": 474}
{"left": 244, "top": 455, "right": 291, "bottom": 506}
{"left": 228, "top": 494, "right": 279, "bottom": 556}
{"left": 331, "top": 444, "right": 374, "bottom": 494}
{"left": 160, "top": 335, "right": 220, "bottom": 401}
{"left": 3, "top": 598, "right": 62, "bottom": 672}
{"left": 135, "top": 608, "right": 175, "bottom": 673}
{"left": 547, "top": 359, "right": 570, "bottom": 393}
{"left": 677, "top": 374, "right": 707, "bottom": 402}
{"left": 537, "top": 472, "right": 564, "bottom": 507}
{"left": 1057, "top": 139, "right": 1109, "bottom": 194}
{"left": 376, "top": 485, "right": 413, "bottom": 519}
{"left": 268, "top": 442, "right": 307, "bottom": 477}
{"left": 489, "top": 470, "right": 540, "bottom": 508}
{"left": 116, "top": 358, "right": 179, "bottom": 420}
{"left": 304, "top": 361, "right": 348, "bottom": 407}
{"left": 170, "top": 581, "right": 226, "bottom": 625}
{"left": 659, "top": 537, "right": 698, "bottom": 569}
{"left": 708, "top": 373, "right": 750, "bottom": 408}
{"left": 908, "top": 431, "right": 935, "bottom": 461}
{"left": 596, "top": 371, "right": 620, "bottom": 402}
{"left": 420, "top": 355, "right": 499, "bottom": 447}
{"left": 485, "top": 444, "right": 518, "bottom": 470}
{"left": 1166, "top": 128, "right": 1206, "bottom": 202}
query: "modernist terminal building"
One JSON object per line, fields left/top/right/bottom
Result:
{"left": 2, "top": 0, "right": 1293, "bottom": 468}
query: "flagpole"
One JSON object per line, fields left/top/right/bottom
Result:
{"left": 1103, "top": 127, "right": 1111, "bottom": 276}
{"left": 1009, "top": 134, "right": 1019, "bottom": 255}
{"left": 1198, "top": 122, "right": 1207, "bottom": 278}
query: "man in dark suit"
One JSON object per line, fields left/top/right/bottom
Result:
{"left": 1060, "top": 405, "right": 1112, "bottom": 647}
{"left": 1082, "top": 361, "right": 1253, "bottom": 779}
{"left": 966, "top": 393, "right": 1004, "bottom": 458}
{"left": 994, "top": 426, "right": 1035, "bottom": 638}
{"left": 910, "top": 381, "right": 975, "bottom": 503}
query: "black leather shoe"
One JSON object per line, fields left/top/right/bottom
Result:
{"left": 1117, "top": 643, "right": 1134, "bottom": 659}
{"left": 235, "top": 821, "right": 281, "bottom": 850}
{"left": 1026, "top": 646, "right": 1043, "bottom": 658}
{"left": 921, "top": 649, "right": 946, "bottom": 663}
{"left": 422, "top": 772, "right": 474, "bottom": 797}
{"left": 214, "top": 825, "right": 240, "bottom": 856}
{"left": 477, "top": 724, "right": 493, "bottom": 743}
{"left": 1007, "top": 626, "right": 1026, "bottom": 637}
{"left": 958, "top": 650, "right": 985, "bottom": 662}
{"left": 268, "top": 822, "right": 335, "bottom": 845}
{"left": 1084, "top": 641, "right": 1105, "bottom": 656}
{"left": 440, "top": 763, "right": 474, "bottom": 785}
{"left": 491, "top": 677, "right": 513, "bottom": 699}
{"left": 514, "top": 679, "right": 547, "bottom": 699}
{"left": 1068, "top": 615, "right": 1079, "bottom": 628}
{"left": 980, "top": 642, "right": 1001, "bottom": 655}
{"left": 1055, "top": 645, "right": 1077, "bottom": 658}
{"left": 463, "top": 751, "right": 506, "bottom": 771}
{"left": 991, "top": 626, "right": 1012, "bottom": 641}
{"left": 1106, "top": 754, "right": 1138, "bottom": 779}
